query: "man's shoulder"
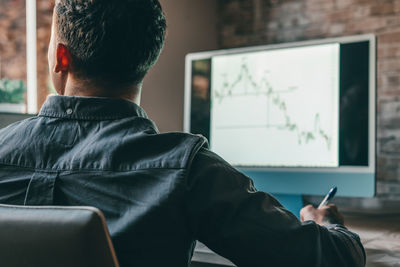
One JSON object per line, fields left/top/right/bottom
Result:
{"left": 134, "top": 132, "right": 209, "bottom": 169}
{"left": 0, "top": 116, "right": 42, "bottom": 167}
{"left": 154, "top": 132, "right": 208, "bottom": 152}
{"left": 0, "top": 116, "right": 38, "bottom": 138}
{"left": 0, "top": 115, "right": 209, "bottom": 172}
{"left": 188, "top": 146, "right": 253, "bottom": 189}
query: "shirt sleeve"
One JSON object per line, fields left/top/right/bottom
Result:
{"left": 185, "top": 148, "right": 366, "bottom": 267}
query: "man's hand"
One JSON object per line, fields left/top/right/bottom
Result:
{"left": 300, "top": 204, "right": 345, "bottom": 226}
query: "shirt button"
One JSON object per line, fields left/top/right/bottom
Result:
{"left": 66, "top": 108, "right": 73, "bottom": 115}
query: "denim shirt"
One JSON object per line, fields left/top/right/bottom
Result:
{"left": 0, "top": 96, "right": 365, "bottom": 267}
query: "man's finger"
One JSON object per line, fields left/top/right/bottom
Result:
{"left": 327, "top": 203, "right": 337, "bottom": 210}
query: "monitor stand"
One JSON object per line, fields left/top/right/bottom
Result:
{"left": 273, "top": 194, "right": 304, "bottom": 219}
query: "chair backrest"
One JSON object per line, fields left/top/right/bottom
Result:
{"left": 0, "top": 204, "right": 120, "bottom": 267}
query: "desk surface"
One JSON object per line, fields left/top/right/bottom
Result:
{"left": 346, "top": 213, "right": 400, "bottom": 266}
{"left": 192, "top": 213, "right": 400, "bottom": 267}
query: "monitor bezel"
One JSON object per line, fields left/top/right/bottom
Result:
{"left": 184, "top": 34, "right": 376, "bottom": 175}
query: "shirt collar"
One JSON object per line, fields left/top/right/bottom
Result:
{"left": 39, "top": 95, "right": 149, "bottom": 120}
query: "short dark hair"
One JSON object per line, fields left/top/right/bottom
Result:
{"left": 55, "top": 0, "right": 166, "bottom": 85}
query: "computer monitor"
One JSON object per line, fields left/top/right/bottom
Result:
{"left": 184, "top": 34, "right": 376, "bottom": 215}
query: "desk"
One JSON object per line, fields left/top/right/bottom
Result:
{"left": 191, "top": 213, "right": 400, "bottom": 267}
{"left": 346, "top": 213, "right": 400, "bottom": 266}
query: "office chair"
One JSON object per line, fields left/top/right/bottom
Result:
{"left": 0, "top": 204, "right": 120, "bottom": 267}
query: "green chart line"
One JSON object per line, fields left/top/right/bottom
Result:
{"left": 213, "top": 62, "right": 333, "bottom": 150}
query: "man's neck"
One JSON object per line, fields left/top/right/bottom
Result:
{"left": 63, "top": 76, "right": 142, "bottom": 105}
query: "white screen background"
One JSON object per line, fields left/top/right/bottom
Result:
{"left": 210, "top": 44, "right": 340, "bottom": 167}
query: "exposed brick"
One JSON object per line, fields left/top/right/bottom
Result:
{"left": 385, "top": 15, "right": 400, "bottom": 28}
{"left": 379, "top": 31, "right": 400, "bottom": 44}
{"left": 0, "top": 0, "right": 52, "bottom": 111}
{"left": 218, "top": 0, "right": 400, "bottom": 195}
{"left": 329, "top": 23, "right": 346, "bottom": 35}
{"left": 351, "top": 0, "right": 377, "bottom": 4}
{"left": 280, "top": 1, "right": 304, "bottom": 13}
{"left": 379, "top": 100, "right": 400, "bottom": 128}
{"left": 264, "top": 0, "right": 282, "bottom": 8}
{"left": 305, "top": 0, "right": 335, "bottom": 11}
{"left": 334, "top": 0, "right": 355, "bottom": 9}
{"left": 267, "top": 21, "right": 280, "bottom": 30}
{"left": 370, "top": 2, "right": 396, "bottom": 16}
{"left": 351, "top": 5, "right": 371, "bottom": 19}
{"left": 377, "top": 180, "right": 400, "bottom": 197}
{"left": 378, "top": 58, "right": 400, "bottom": 72}
{"left": 376, "top": 154, "right": 400, "bottom": 182}
{"left": 379, "top": 72, "right": 400, "bottom": 89}
{"left": 304, "top": 24, "right": 329, "bottom": 38}
{"left": 377, "top": 89, "right": 400, "bottom": 99}
{"left": 327, "top": 10, "right": 352, "bottom": 23}
{"left": 304, "top": 12, "right": 326, "bottom": 24}
{"left": 346, "top": 17, "right": 387, "bottom": 33}
{"left": 0, "top": 0, "right": 26, "bottom": 81}
{"left": 277, "top": 28, "right": 307, "bottom": 42}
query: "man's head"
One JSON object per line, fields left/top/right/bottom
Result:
{"left": 48, "top": 0, "right": 166, "bottom": 97}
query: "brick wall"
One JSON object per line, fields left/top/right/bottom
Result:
{"left": 0, "top": 0, "right": 26, "bottom": 82}
{"left": 218, "top": 0, "right": 400, "bottom": 199}
{"left": 0, "top": 0, "right": 53, "bottom": 113}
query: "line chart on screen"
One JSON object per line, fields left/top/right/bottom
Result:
{"left": 213, "top": 62, "right": 333, "bottom": 151}
{"left": 210, "top": 44, "right": 340, "bottom": 167}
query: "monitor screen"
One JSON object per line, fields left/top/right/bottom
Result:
{"left": 185, "top": 34, "right": 375, "bottom": 198}
{"left": 210, "top": 43, "right": 340, "bottom": 168}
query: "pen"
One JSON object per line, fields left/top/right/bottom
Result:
{"left": 318, "top": 186, "right": 337, "bottom": 209}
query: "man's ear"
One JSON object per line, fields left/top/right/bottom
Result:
{"left": 54, "top": 43, "right": 71, "bottom": 73}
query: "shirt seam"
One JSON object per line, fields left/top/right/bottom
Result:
{"left": 38, "top": 113, "right": 137, "bottom": 121}
{"left": 0, "top": 162, "right": 185, "bottom": 173}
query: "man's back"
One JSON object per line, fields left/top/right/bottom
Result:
{"left": 0, "top": 95, "right": 365, "bottom": 267}
{"left": 0, "top": 0, "right": 365, "bottom": 265}
{"left": 0, "top": 96, "right": 206, "bottom": 266}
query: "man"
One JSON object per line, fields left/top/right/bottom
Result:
{"left": 0, "top": 0, "right": 365, "bottom": 266}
